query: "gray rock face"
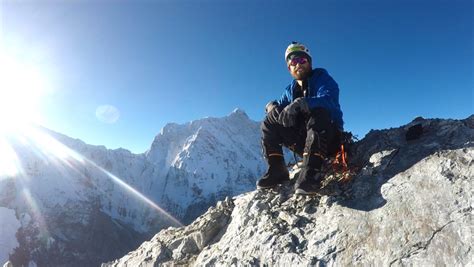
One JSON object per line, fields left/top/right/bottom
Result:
{"left": 104, "top": 116, "right": 473, "bottom": 266}
{"left": 104, "top": 197, "right": 234, "bottom": 267}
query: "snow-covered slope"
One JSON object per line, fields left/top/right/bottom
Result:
{"left": 146, "top": 109, "right": 264, "bottom": 221}
{"left": 0, "top": 207, "right": 21, "bottom": 265}
{"left": 0, "top": 126, "right": 165, "bottom": 266}
{"left": 104, "top": 115, "right": 473, "bottom": 266}
{"left": 0, "top": 109, "right": 266, "bottom": 266}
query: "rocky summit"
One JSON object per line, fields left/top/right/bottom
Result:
{"left": 104, "top": 115, "right": 473, "bottom": 266}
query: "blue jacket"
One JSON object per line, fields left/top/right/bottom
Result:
{"left": 277, "top": 68, "right": 344, "bottom": 129}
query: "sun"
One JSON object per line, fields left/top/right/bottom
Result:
{"left": 0, "top": 47, "right": 50, "bottom": 133}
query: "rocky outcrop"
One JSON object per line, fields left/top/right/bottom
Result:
{"left": 104, "top": 116, "right": 473, "bottom": 266}
{"left": 103, "top": 198, "right": 234, "bottom": 266}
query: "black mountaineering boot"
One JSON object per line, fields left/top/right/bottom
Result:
{"left": 295, "top": 128, "right": 327, "bottom": 195}
{"left": 257, "top": 155, "right": 289, "bottom": 189}
{"left": 294, "top": 159, "right": 324, "bottom": 195}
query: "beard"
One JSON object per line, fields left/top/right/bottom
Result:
{"left": 290, "top": 65, "right": 312, "bottom": 80}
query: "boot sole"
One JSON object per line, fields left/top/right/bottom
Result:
{"left": 257, "top": 182, "right": 288, "bottom": 190}
{"left": 257, "top": 185, "right": 279, "bottom": 190}
{"left": 295, "top": 188, "right": 321, "bottom": 196}
{"left": 256, "top": 180, "right": 290, "bottom": 190}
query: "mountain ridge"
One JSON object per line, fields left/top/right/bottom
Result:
{"left": 103, "top": 115, "right": 473, "bottom": 266}
{"left": 0, "top": 109, "right": 265, "bottom": 266}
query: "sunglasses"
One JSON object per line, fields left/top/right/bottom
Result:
{"left": 288, "top": 57, "right": 308, "bottom": 66}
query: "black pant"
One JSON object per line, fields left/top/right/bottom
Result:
{"left": 261, "top": 107, "right": 341, "bottom": 161}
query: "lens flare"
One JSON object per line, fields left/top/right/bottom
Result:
{"left": 21, "top": 187, "right": 50, "bottom": 240}
{"left": 95, "top": 165, "right": 183, "bottom": 227}
{"left": 0, "top": 45, "right": 51, "bottom": 133}
{"left": 2, "top": 126, "right": 183, "bottom": 227}
{"left": 27, "top": 129, "right": 85, "bottom": 165}
{"left": 0, "top": 136, "right": 22, "bottom": 177}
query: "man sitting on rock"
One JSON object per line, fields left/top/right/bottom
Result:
{"left": 257, "top": 41, "right": 344, "bottom": 195}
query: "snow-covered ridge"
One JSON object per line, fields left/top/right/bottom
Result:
{"left": 0, "top": 109, "right": 266, "bottom": 266}
{"left": 145, "top": 108, "right": 264, "bottom": 220}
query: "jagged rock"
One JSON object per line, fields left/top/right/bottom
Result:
{"left": 104, "top": 197, "right": 235, "bottom": 266}
{"left": 103, "top": 116, "right": 473, "bottom": 266}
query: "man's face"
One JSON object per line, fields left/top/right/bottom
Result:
{"left": 287, "top": 55, "right": 312, "bottom": 80}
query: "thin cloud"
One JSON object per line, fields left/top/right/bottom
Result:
{"left": 95, "top": 105, "right": 120, "bottom": 124}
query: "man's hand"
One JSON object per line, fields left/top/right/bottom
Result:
{"left": 278, "top": 97, "right": 310, "bottom": 127}
{"left": 265, "top": 101, "right": 281, "bottom": 122}
{"left": 265, "top": 101, "right": 278, "bottom": 114}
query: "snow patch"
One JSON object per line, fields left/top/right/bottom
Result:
{"left": 0, "top": 207, "right": 21, "bottom": 264}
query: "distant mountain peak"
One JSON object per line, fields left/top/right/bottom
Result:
{"left": 229, "top": 108, "right": 248, "bottom": 118}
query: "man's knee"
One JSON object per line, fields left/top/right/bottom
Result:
{"left": 307, "top": 107, "right": 332, "bottom": 131}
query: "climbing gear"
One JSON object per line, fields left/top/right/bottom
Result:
{"left": 330, "top": 131, "right": 356, "bottom": 183}
{"left": 292, "top": 131, "right": 356, "bottom": 188}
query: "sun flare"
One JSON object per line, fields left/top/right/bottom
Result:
{"left": 0, "top": 44, "right": 182, "bottom": 227}
{"left": 0, "top": 48, "right": 50, "bottom": 133}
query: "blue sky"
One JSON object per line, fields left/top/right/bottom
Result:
{"left": 1, "top": 0, "right": 472, "bottom": 153}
